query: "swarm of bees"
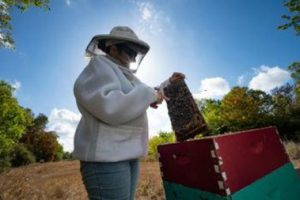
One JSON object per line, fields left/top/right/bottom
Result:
{"left": 164, "top": 79, "right": 208, "bottom": 141}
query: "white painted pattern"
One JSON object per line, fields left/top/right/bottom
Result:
{"left": 214, "top": 141, "right": 220, "bottom": 150}
{"left": 217, "top": 180, "right": 224, "bottom": 189}
{"left": 214, "top": 165, "right": 220, "bottom": 173}
{"left": 221, "top": 172, "right": 227, "bottom": 181}
{"left": 225, "top": 188, "right": 231, "bottom": 195}
{"left": 211, "top": 150, "right": 216, "bottom": 158}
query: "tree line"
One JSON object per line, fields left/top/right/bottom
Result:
{"left": 0, "top": 81, "right": 72, "bottom": 172}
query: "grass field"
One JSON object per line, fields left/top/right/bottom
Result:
{"left": 0, "top": 160, "right": 299, "bottom": 200}
{"left": 0, "top": 161, "right": 165, "bottom": 200}
{"left": 1, "top": 141, "right": 300, "bottom": 200}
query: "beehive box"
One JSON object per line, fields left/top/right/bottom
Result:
{"left": 164, "top": 79, "right": 207, "bottom": 141}
{"left": 157, "top": 127, "right": 300, "bottom": 200}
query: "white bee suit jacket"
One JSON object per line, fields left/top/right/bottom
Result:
{"left": 73, "top": 55, "right": 157, "bottom": 162}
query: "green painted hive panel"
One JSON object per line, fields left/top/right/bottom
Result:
{"left": 163, "top": 163, "right": 300, "bottom": 200}
{"left": 232, "top": 163, "right": 300, "bottom": 200}
{"left": 163, "top": 181, "right": 230, "bottom": 200}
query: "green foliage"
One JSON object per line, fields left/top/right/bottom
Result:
{"left": 278, "top": 0, "right": 300, "bottom": 35}
{"left": 197, "top": 83, "right": 300, "bottom": 140}
{"left": 33, "top": 113, "right": 48, "bottom": 131}
{"left": 63, "top": 151, "right": 74, "bottom": 160}
{"left": 148, "top": 131, "right": 175, "bottom": 160}
{"left": 199, "top": 87, "right": 273, "bottom": 134}
{"left": 220, "top": 87, "right": 273, "bottom": 131}
{"left": 288, "top": 62, "right": 300, "bottom": 104}
{"left": 20, "top": 113, "right": 64, "bottom": 162}
{"left": 0, "top": 81, "right": 26, "bottom": 141}
{"left": 270, "top": 83, "right": 300, "bottom": 140}
{"left": 0, "top": 156, "right": 11, "bottom": 173}
{"left": 0, "top": 0, "right": 50, "bottom": 49}
{"left": 0, "top": 81, "right": 33, "bottom": 170}
{"left": 55, "top": 143, "right": 64, "bottom": 161}
{"left": 197, "top": 99, "right": 223, "bottom": 134}
{"left": 10, "top": 143, "right": 36, "bottom": 167}
{"left": 289, "top": 62, "right": 300, "bottom": 83}
{"left": 0, "top": 80, "right": 65, "bottom": 170}
{"left": 197, "top": 88, "right": 274, "bottom": 135}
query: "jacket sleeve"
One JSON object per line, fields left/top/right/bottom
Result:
{"left": 74, "top": 57, "right": 157, "bottom": 126}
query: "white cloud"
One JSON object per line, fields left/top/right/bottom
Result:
{"left": 65, "top": 0, "right": 71, "bottom": 6}
{"left": 7, "top": 80, "right": 21, "bottom": 96}
{"left": 11, "top": 80, "right": 21, "bottom": 90}
{"left": 147, "top": 102, "right": 172, "bottom": 137}
{"left": 140, "top": 2, "right": 152, "bottom": 21}
{"left": 135, "top": 1, "right": 170, "bottom": 35}
{"left": 237, "top": 75, "right": 245, "bottom": 86}
{"left": 193, "top": 77, "right": 230, "bottom": 100}
{"left": 249, "top": 66, "right": 290, "bottom": 92}
{"left": 47, "top": 108, "right": 80, "bottom": 152}
{"left": 46, "top": 105, "right": 172, "bottom": 150}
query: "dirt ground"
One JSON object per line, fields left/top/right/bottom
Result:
{"left": 0, "top": 160, "right": 299, "bottom": 200}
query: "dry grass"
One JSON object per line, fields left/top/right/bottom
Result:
{"left": 0, "top": 161, "right": 164, "bottom": 200}
{"left": 284, "top": 141, "right": 300, "bottom": 160}
{"left": 0, "top": 161, "right": 86, "bottom": 200}
{"left": 136, "top": 162, "right": 165, "bottom": 200}
{"left": 1, "top": 142, "right": 300, "bottom": 200}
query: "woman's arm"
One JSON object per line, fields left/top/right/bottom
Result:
{"left": 74, "top": 56, "right": 157, "bottom": 126}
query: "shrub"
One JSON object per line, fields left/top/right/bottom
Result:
{"left": 63, "top": 151, "right": 74, "bottom": 160}
{"left": 0, "top": 157, "right": 11, "bottom": 173}
{"left": 148, "top": 132, "right": 175, "bottom": 160}
{"left": 10, "top": 144, "right": 36, "bottom": 167}
{"left": 54, "top": 144, "right": 64, "bottom": 161}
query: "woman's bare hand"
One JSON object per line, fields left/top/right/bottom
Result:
{"left": 156, "top": 91, "right": 164, "bottom": 104}
{"left": 156, "top": 89, "right": 169, "bottom": 103}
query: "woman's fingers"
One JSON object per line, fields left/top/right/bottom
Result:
{"left": 156, "top": 90, "right": 169, "bottom": 104}
{"left": 161, "top": 92, "right": 170, "bottom": 101}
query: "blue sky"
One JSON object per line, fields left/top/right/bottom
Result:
{"left": 1, "top": 0, "right": 299, "bottom": 151}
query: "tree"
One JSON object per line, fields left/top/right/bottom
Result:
{"left": 0, "top": 0, "right": 50, "bottom": 49}
{"left": 271, "top": 84, "right": 295, "bottom": 117}
{"left": 63, "top": 151, "right": 74, "bottom": 160}
{"left": 21, "top": 113, "right": 64, "bottom": 162}
{"left": 20, "top": 113, "right": 47, "bottom": 150}
{"left": 288, "top": 62, "right": 300, "bottom": 104}
{"left": 10, "top": 143, "right": 35, "bottom": 167}
{"left": 0, "top": 81, "right": 33, "bottom": 169}
{"left": 197, "top": 99, "right": 223, "bottom": 134}
{"left": 271, "top": 83, "right": 300, "bottom": 140}
{"left": 55, "top": 143, "right": 64, "bottom": 161}
{"left": 31, "top": 131, "right": 61, "bottom": 162}
{"left": 220, "top": 87, "right": 273, "bottom": 131}
{"left": 278, "top": 0, "right": 300, "bottom": 35}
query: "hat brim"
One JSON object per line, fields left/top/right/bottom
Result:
{"left": 86, "top": 34, "right": 150, "bottom": 55}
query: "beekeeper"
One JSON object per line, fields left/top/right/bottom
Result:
{"left": 73, "top": 26, "right": 184, "bottom": 200}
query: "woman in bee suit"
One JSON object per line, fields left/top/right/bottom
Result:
{"left": 73, "top": 26, "right": 184, "bottom": 200}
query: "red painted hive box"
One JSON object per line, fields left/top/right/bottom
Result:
{"left": 157, "top": 126, "right": 290, "bottom": 196}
